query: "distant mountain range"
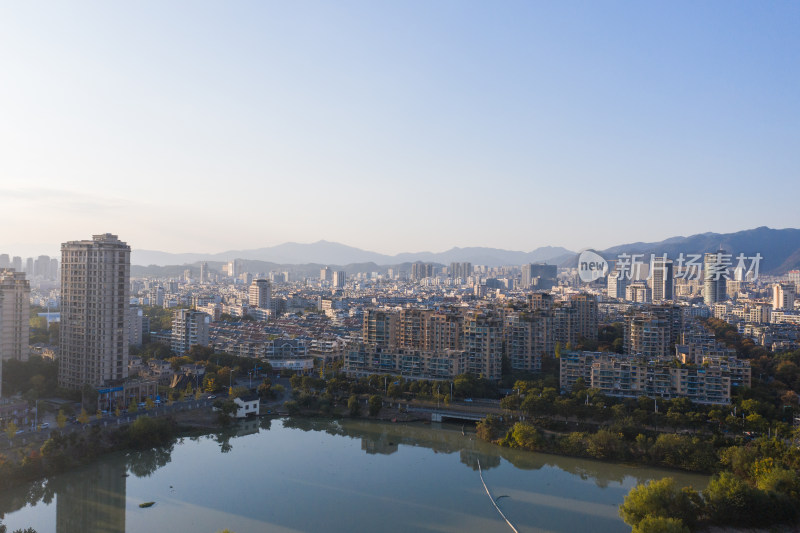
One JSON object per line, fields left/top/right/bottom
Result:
{"left": 594, "top": 226, "right": 800, "bottom": 275}
{"left": 131, "top": 242, "right": 573, "bottom": 269}
{"left": 130, "top": 227, "right": 800, "bottom": 275}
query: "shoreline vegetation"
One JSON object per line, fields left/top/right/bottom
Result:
{"left": 475, "top": 416, "right": 800, "bottom": 531}
{"left": 4, "top": 315, "right": 800, "bottom": 531}
{"left": 0, "top": 398, "right": 799, "bottom": 533}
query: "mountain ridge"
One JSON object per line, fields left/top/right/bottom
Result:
{"left": 128, "top": 227, "right": 800, "bottom": 274}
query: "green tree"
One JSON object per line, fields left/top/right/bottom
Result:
{"left": 5, "top": 421, "right": 18, "bottom": 440}
{"left": 145, "top": 398, "right": 155, "bottom": 410}
{"left": 77, "top": 408, "right": 89, "bottom": 425}
{"left": 703, "top": 472, "right": 764, "bottom": 526}
{"left": 506, "top": 422, "right": 544, "bottom": 450}
{"left": 56, "top": 410, "right": 67, "bottom": 429}
{"left": 631, "top": 516, "right": 689, "bottom": 533}
{"left": 347, "top": 395, "right": 360, "bottom": 417}
{"left": 476, "top": 415, "right": 503, "bottom": 442}
{"left": 619, "top": 478, "right": 701, "bottom": 529}
{"left": 368, "top": 395, "right": 382, "bottom": 417}
{"left": 214, "top": 399, "right": 237, "bottom": 426}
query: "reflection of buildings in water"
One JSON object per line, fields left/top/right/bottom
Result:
{"left": 460, "top": 449, "right": 500, "bottom": 471}
{"left": 234, "top": 418, "right": 261, "bottom": 437}
{"left": 360, "top": 431, "right": 398, "bottom": 455}
{"left": 55, "top": 459, "right": 126, "bottom": 533}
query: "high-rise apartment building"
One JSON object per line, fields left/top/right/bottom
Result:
{"left": 332, "top": 270, "right": 346, "bottom": 289}
{"left": 171, "top": 309, "right": 210, "bottom": 355}
{"left": 0, "top": 269, "right": 30, "bottom": 362}
{"left": 624, "top": 305, "right": 682, "bottom": 357}
{"left": 703, "top": 251, "right": 728, "bottom": 306}
{"left": 521, "top": 263, "right": 558, "bottom": 290}
{"left": 649, "top": 257, "right": 674, "bottom": 302}
{"left": 320, "top": 266, "right": 332, "bottom": 282}
{"left": 249, "top": 279, "right": 272, "bottom": 309}
{"left": 788, "top": 270, "right": 800, "bottom": 292}
{"left": 0, "top": 255, "right": 9, "bottom": 269}
{"left": 410, "top": 262, "right": 436, "bottom": 280}
{"left": 59, "top": 234, "right": 130, "bottom": 390}
{"left": 607, "top": 270, "right": 628, "bottom": 300}
{"left": 449, "top": 262, "right": 472, "bottom": 280}
{"left": 34, "top": 255, "right": 51, "bottom": 278}
{"left": 773, "top": 283, "right": 796, "bottom": 310}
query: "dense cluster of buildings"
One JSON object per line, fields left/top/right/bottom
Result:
{"left": 345, "top": 293, "right": 598, "bottom": 379}
{"left": 0, "top": 234, "right": 798, "bottom": 411}
{"left": 560, "top": 317, "right": 752, "bottom": 405}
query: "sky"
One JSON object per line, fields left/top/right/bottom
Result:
{"left": 1, "top": 1, "right": 798, "bottom": 257}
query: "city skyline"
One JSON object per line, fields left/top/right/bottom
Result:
{"left": 2, "top": 2, "right": 798, "bottom": 255}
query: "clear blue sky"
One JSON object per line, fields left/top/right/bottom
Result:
{"left": 1, "top": 1, "right": 797, "bottom": 256}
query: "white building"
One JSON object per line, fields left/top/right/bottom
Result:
{"left": 773, "top": 283, "right": 796, "bottom": 310}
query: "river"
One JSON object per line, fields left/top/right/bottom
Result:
{"left": 0, "top": 417, "right": 708, "bottom": 533}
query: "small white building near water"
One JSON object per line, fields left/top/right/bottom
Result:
{"left": 233, "top": 394, "right": 260, "bottom": 418}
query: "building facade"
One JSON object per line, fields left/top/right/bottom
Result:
{"left": 0, "top": 269, "right": 30, "bottom": 363}
{"left": 171, "top": 309, "right": 210, "bottom": 355}
{"left": 248, "top": 279, "right": 272, "bottom": 309}
{"left": 59, "top": 234, "right": 130, "bottom": 390}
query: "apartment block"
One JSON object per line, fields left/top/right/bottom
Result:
{"left": 0, "top": 269, "right": 30, "bottom": 363}
{"left": 171, "top": 309, "right": 210, "bottom": 355}
{"left": 59, "top": 234, "right": 130, "bottom": 390}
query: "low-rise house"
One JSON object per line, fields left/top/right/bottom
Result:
{"left": 233, "top": 393, "right": 260, "bottom": 418}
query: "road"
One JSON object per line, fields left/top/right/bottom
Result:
{"left": 2, "top": 396, "right": 217, "bottom": 450}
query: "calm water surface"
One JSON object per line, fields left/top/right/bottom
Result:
{"left": 0, "top": 418, "right": 708, "bottom": 533}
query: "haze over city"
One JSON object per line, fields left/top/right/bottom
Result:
{"left": 2, "top": 1, "right": 799, "bottom": 257}
{"left": 5, "top": 3, "right": 800, "bottom": 533}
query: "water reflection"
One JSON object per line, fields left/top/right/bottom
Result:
{"left": 281, "top": 417, "right": 705, "bottom": 489}
{"left": 55, "top": 459, "right": 127, "bottom": 533}
{"left": 0, "top": 417, "right": 707, "bottom": 533}
{"left": 126, "top": 445, "right": 173, "bottom": 478}
{"left": 0, "top": 443, "right": 177, "bottom": 533}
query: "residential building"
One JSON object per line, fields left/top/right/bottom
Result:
{"left": 333, "top": 270, "right": 346, "bottom": 289}
{"left": 561, "top": 350, "right": 748, "bottom": 404}
{"left": 649, "top": 257, "right": 674, "bottom": 301}
{"left": 171, "top": 309, "right": 210, "bottom": 355}
{"left": 449, "top": 262, "right": 472, "bottom": 280}
{"left": 772, "top": 283, "right": 796, "bottom": 310}
{"left": 607, "top": 270, "right": 628, "bottom": 300}
{"left": 703, "top": 251, "right": 728, "bottom": 306}
{"left": 249, "top": 279, "right": 272, "bottom": 309}
{"left": 624, "top": 305, "right": 682, "bottom": 357}
{"left": 0, "top": 269, "right": 30, "bottom": 363}
{"left": 521, "top": 263, "right": 557, "bottom": 290}
{"left": 59, "top": 234, "right": 130, "bottom": 390}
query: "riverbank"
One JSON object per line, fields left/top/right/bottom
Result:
{"left": 3, "top": 416, "right": 702, "bottom": 533}
{"left": 476, "top": 416, "right": 725, "bottom": 474}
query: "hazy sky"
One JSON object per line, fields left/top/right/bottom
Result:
{"left": 1, "top": 1, "right": 798, "bottom": 256}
